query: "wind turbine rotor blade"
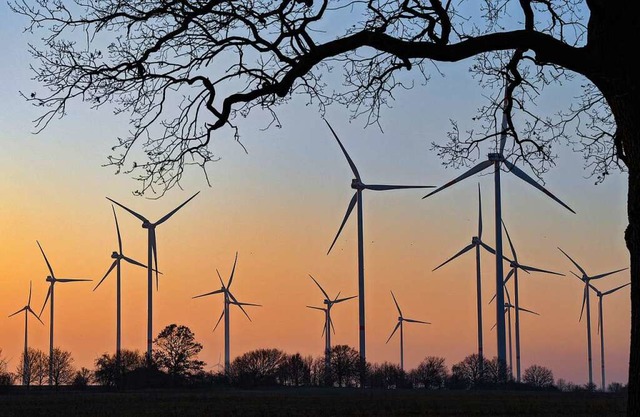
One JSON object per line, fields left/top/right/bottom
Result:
{"left": 491, "top": 322, "right": 497, "bottom": 331}
{"left": 329, "top": 316, "right": 336, "bottom": 334}
{"left": 502, "top": 220, "right": 517, "bottom": 261}
{"left": 112, "top": 205, "right": 123, "bottom": 254}
{"left": 579, "top": 286, "right": 587, "bottom": 322}
{"left": 106, "top": 197, "right": 148, "bottom": 223}
{"left": 488, "top": 293, "right": 497, "bottom": 305}
{"left": 517, "top": 306, "right": 540, "bottom": 316}
{"left": 213, "top": 310, "right": 225, "bottom": 333}
{"left": 503, "top": 160, "right": 575, "bottom": 214}
{"left": 423, "top": 160, "right": 494, "bottom": 199}
{"left": 334, "top": 295, "right": 357, "bottom": 304}
{"left": 122, "top": 255, "right": 148, "bottom": 270}
{"left": 478, "top": 184, "right": 483, "bottom": 239}
{"left": 155, "top": 191, "right": 200, "bottom": 225}
{"left": 404, "top": 318, "right": 431, "bottom": 325}
{"left": 151, "top": 229, "right": 159, "bottom": 291}
{"left": 432, "top": 243, "right": 475, "bottom": 271}
{"left": 28, "top": 281, "right": 33, "bottom": 306}
{"left": 597, "top": 308, "right": 602, "bottom": 335}
{"left": 28, "top": 307, "right": 45, "bottom": 325}
{"left": 308, "top": 274, "right": 330, "bottom": 300}
{"left": 36, "top": 241, "right": 55, "bottom": 277}
{"left": 56, "top": 278, "right": 92, "bottom": 283}
{"left": 94, "top": 261, "right": 118, "bottom": 291}
{"left": 603, "top": 282, "right": 631, "bottom": 296}
{"left": 591, "top": 267, "right": 628, "bottom": 280}
{"left": 231, "top": 302, "right": 262, "bottom": 307}
{"left": 228, "top": 252, "right": 238, "bottom": 288}
{"left": 327, "top": 193, "right": 357, "bottom": 255}
{"left": 504, "top": 268, "right": 515, "bottom": 285}
{"left": 8, "top": 307, "right": 27, "bottom": 318}
{"left": 39, "top": 286, "right": 52, "bottom": 317}
{"left": 570, "top": 271, "right": 585, "bottom": 283}
{"left": 192, "top": 289, "right": 224, "bottom": 299}
{"left": 519, "top": 264, "right": 564, "bottom": 276}
{"left": 558, "top": 248, "right": 587, "bottom": 277}
{"left": 480, "top": 242, "right": 512, "bottom": 264}
{"left": 386, "top": 322, "right": 401, "bottom": 344}
{"left": 390, "top": 291, "right": 403, "bottom": 317}
{"left": 216, "top": 269, "right": 225, "bottom": 288}
{"left": 229, "top": 292, "right": 252, "bottom": 321}
{"left": 365, "top": 184, "right": 435, "bottom": 191}
{"left": 586, "top": 281, "right": 600, "bottom": 295}
{"left": 306, "top": 306, "right": 326, "bottom": 312}
{"left": 324, "top": 120, "right": 361, "bottom": 180}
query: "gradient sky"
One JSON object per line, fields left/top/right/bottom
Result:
{"left": 0, "top": 5, "right": 630, "bottom": 386}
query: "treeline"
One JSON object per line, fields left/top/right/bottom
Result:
{"left": 0, "top": 324, "right": 628, "bottom": 392}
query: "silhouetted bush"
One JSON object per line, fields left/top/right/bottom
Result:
{"left": 230, "top": 348, "right": 287, "bottom": 387}
{"left": 409, "top": 356, "right": 448, "bottom": 389}
{"left": 369, "top": 362, "right": 408, "bottom": 389}
{"left": 94, "top": 349, "right": 145, "bottom": 387}
{"left": 72, "top": 367, "right": 93, "bottom": 388}
{"left": 523, "top": 364, "right": 554, "bottom": 389}
{"left": 279, "top": 353, "right": 312, "bottom": 386}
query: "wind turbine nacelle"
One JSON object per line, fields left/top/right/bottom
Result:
{"left": 471, "top": 236, "right": 480, "bottom": 244}
{"left": 46, "top": 276, "right": 54, "bottom": 282}
{"left": 141, "top": 221, "right": 152, "bottom": 229}
{"left": 111, "top": 251, "right": 119, "bottom": 259}
{"left": 351, "top": 179, "right": 364, "bottom": 190}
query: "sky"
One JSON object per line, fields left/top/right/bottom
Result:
{"left": 0, "top": 4, "right": 631, "bottom": 386}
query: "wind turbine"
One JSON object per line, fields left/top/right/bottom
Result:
{"left": 325, "top": 120, "right": 434, "bottom": 379}
{"left": 432, "top": 184, "right": 499, "bottom": 362}
{"left": 586, "top": 280, "right": 630, "bottom": 390}
{"left": 423, "top": 101, "right": 575, "bottom": 370}
{"left": 491, "top": 293, "right": 539, "bottom": 377}
{"left": 192, "top": 252, "right": 260, "bottom": 374}
{"left": 37, "top": 241, "right": 91, "bottom": 385}
{"left": 8, "top": 281, "right": 44, "bottom": 386}
{"left": 559, "top": 247, "right": 627, "bottom": 388}
{"left": 93, "top": 206, "right": 148, "bottom": 371}
{"left": 385, "top": 291, "right": 430, "bottom": 372}
{"left": 107, "top": 191, "right": 199, "bottom": 362}
{"left": 306, "top": 274, "right": 356, "bottom": 384}
{"left": 501, "top": 221, "right": 563, "bottom": 382}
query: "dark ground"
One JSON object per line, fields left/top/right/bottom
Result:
{"left": 0, "top": 387, "right": 627, "bottom": 417}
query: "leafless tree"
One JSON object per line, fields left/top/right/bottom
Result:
{"left": 50, "top": 348, "right": 75, "bottom": 386}
{"left": 523, "top": 364, "right": 554, "bottom": 388}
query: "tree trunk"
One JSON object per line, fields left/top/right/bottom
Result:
{"left": 627, "top": 166, "right": 640, "bottom": 416}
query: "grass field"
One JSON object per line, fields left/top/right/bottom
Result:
{"left": 0, "top": 387, "right": 627, "bottom": 417}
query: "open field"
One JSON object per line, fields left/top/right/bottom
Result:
{"left": 0, "top": 388, "right": 626, "bottom": 417}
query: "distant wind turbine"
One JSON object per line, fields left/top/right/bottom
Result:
{"left": 385, "top": 291, "right": 430, "bottom": 372}
{"left": 501, "top": 221, "right": 563, "bottom": 382}
{"left": 37, "top": 241, "right": 91, "bottom": 385}
{"left": 492, "top": 284, "right": 540, "bottom": 377}
{"left": 559, "top": 247, "right": 627, "bottom": 388}
{"left": 93, "top": 206, "right": 148, "bottom": 371}
{"left": 306, "top": 274, "right": 356, "bottom": 384}
{"left": 192, "top": 252, "right": 260, "bottom": 374}
{"left": 432, "top": 184, "right": 498, "bottom": 362}
{"left": 107, "top": 191, "right": 199, "bottom": 362}
{"left": 585, "top": 280, "right": 630, "bottom": 390}
{"left": 424, "top": 100, "right": 575, "bottom": 369}
{"left": 8, "top": 281, "right": 44, "bottom": 386}
{"left": 325, "top": 120, "right": 434, "bottom": 378}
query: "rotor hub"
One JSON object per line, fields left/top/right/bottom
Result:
{"left": 488, "top": 153, "right": 503, "bottom": 162}
{"left": 351, "top": 179, "right": 364, "bottom": 190}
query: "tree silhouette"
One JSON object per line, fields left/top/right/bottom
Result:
{"left": 16, "top": 348, "right": 48, "bottom": 386}
{"left": 523, "top": 364, "right": 555, "bottom": 389}
{"left": 153, "top": 324, "right": 205, "bottom": 380}
{"left": 49, "top": 348, "right": 75, "bottom": 386}
{"left": 12, "top": 2, "right": 640, "bottom": 412}
{"left": 410, "top": 356, "right": 449, "bottom": 389}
